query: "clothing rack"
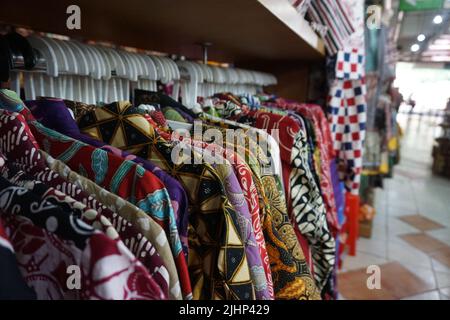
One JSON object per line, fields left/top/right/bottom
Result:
{"left": 2, "top": 32, "right": 278, "bottom": 109}
{"left": 0, "top": 0, "right": 357, "bottom": 303}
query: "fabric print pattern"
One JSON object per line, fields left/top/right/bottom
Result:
{"left": 41, "top": 150, "right": 183, "bottom": 300}
{"left": 26, "top": 119, "right": 190, "bottom": 300}
{"left": 27, "top": 97, "right": 190, "bottom": 260}
{"left": 0, "top": 216, "right": 37, "bottom": 300}
{"left": 3, "top": 214, "right": 166, "bottom": 300}
{"left": 0, "top": 110, "right": 171, "bottom": 299}
{"left": 71, "top": 101, "right": 253, "bottom": 300}
{"left": 197, "top": 119, "right": 320, "bottom": 300}
{"left": 290, "top": 129, "right": 336, "bottom": 294}
{"left": 92, "top": 148, "right": 108, "bottom": 185}
{"left": 212, "top": 160, "right": 270, "bottom": 300}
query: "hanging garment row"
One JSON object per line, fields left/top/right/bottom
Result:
{"left": 0, "top": 88, "right": 343, "bottom": 300}
{"left": 0, "top": 33, "right": 342, "bottom": 301}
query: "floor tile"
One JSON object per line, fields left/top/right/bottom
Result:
{"left": 439, "top": 287, "right": 450, "bottom": 299}
{"left": 356, "top": 237, "right": 388, "bottom": 259}
{"left": 400, "top": 263, "right": 437, "bottom": 289}
{"left": 435, "top": 271, "right": 450, "bottom": 289}
{"left": 398, "top": 215, "right": 446, "bottom": 231}
{"left": 426, "top": 229, "right": 450, "bottom": 246}
{"left": 341, "top": 252, "right": 388, "bottom": 272}
{"left": 431, "top": 257, "right": 450, "bottom": 273}
{"left": 430, "top": 247, "right": 450, "bottom": 269}
{"left": 338, "top": 262, "right": 436, "bottom": 300}
{"left": 387, "top": 219, "right": 421, "bottom": 236}
{"left": 399, "top": 233, "right": 450, "bottom": 253}
{"left": 340, "top": 116, "right": 450, "bottom": 300}
{"left": 440, "top": 293, "right": 450, "bottom": 300}
{"left": 387, "top": 201, "right": 418, "bottom": 214}
{"left": 387, "top": 240, "right": 433, "bottom": 269}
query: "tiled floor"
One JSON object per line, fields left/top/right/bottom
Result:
{"left": 338, "top": 114, "right": 450, "bottom": 300}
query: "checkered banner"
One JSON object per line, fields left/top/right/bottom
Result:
{"left": 336, "top": 49, "right": 365, "bottom": 80}
{"left": 328, "top": 78, "right": 367, "bottom": 195}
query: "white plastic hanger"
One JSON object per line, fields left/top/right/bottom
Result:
{"left": 93, "top": 45, "right": 113, "bottom": 103}
{"left": 176, "top": 60, "right": 201, "bottom": 111}
{"left": 141, "top": 54, "right": 158, "bottom": 88}
{"left": 152, "top": 56, "right": 171, "bottom": 84}
{"left": 149, "top": 55, "right": 166, "bottom": 84}
{"left": 40, "top": 37, "right": 69, "bottom": 98}
{"left": 26, "top": 36, "right": 58, "bottom": 99}
{"left": 57, "top": 39, "right": 79, "bottom": 100}
{"left": 70, "top": 41, "right": 97, "bottom": 102}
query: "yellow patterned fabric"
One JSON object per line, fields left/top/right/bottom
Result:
{"left": 70, "top": 101, "right": 255, "bottom": 300}
{"left": 198, "top": 120, "right": 321, "bottom": 299}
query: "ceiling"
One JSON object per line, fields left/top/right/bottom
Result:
{"left": 396, "top": 0, "right": 450, "bottom": 62}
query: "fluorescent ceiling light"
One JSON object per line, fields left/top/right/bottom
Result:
{"left": 433, "top": 15, "right": 443, "bottom": 24}
{"left": 411, "top": 43, "right": 420, "bottom": 52}
{"left": 417, "top": 34, "right": 426, "bottom": 42}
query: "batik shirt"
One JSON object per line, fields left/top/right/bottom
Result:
{"left": 0, "top": 176, "right": 164, "bottom": 300}
{"left": 27, "top": 98, "right": 190, "bottom": 259}
{"left": 190, "top": 144, "right": 270, "bottom": 300}
{"left": 290, "top": 129, "right": 336, "bottom": 294}
{"left": 40, "top": 150, "right": 182, "bottom": 300}
{"left": 70, "top": 101, "right": 254, "bottom": 300}
{"left": 0, "top": 110, "right": 171, "bottom": 298}
{"left": 252, "top": 110, "right": 335, "bottom": 295}
{"left": 276, "top": 101, "right": 339, "bottom": 235}
{"left": 0, "top": 159, "right": 118, "bottom": 239}
{"left": 2, "top": 213, "right": 164, "bottom": 300}
{"left": 0, "top": 217, "right": 36, "bottom": 300}
{"left": 179, "top": 136, "right": 273, "bottom": 299}
{"left": 27, "top": 121, "right": 191, "bottom": 300}
{"left": 197, "top": 120, "right": 321, "bottom": 300}
{"left": 253, "top": 111, "right": 301, "bottom": 208}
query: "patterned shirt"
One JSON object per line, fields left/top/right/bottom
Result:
{"left": 40, "top": 150, "right": 183, "bottom": 300}
{"left": 0, "top": 110, "right": 171, "bottom": 298}
{"left": 2, "top": 214, "right": 164, "bottom": 300}
{"left": 27, "top": 121, "right": 191, "bottom": 300}
{"left": 27, "top": 98, "right": 190, "bottom": 259}
{"left": 251, "top": 111, "right": 335, "bottom": 296}
{"left": 197, "top": 120, "right": 321, "bottom": 299}
{"left": 180, "top": 136, "right": 273, "bottom": 299}
{"left": 0, "top": 217, "right": 37, "bottom": 300}
{"left": 70, "top": 101, "right": 254, "bottom": 300}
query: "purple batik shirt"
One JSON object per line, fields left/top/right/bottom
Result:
{"left": 25, "top": 98, "right": 190, "bottom": 258}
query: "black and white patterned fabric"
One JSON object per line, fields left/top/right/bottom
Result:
{"left": 0, "top": 217, "right": 37, "bottom": 300}
{"left": 0, "top": 176, "right": 95, "bottom": 250}
{"left": 289, "top": 128, "right": 336, "bottom": 294}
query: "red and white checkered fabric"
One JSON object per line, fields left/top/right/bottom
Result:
{"left": 328, "top": 78, "right": 367, "bottom": 195}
